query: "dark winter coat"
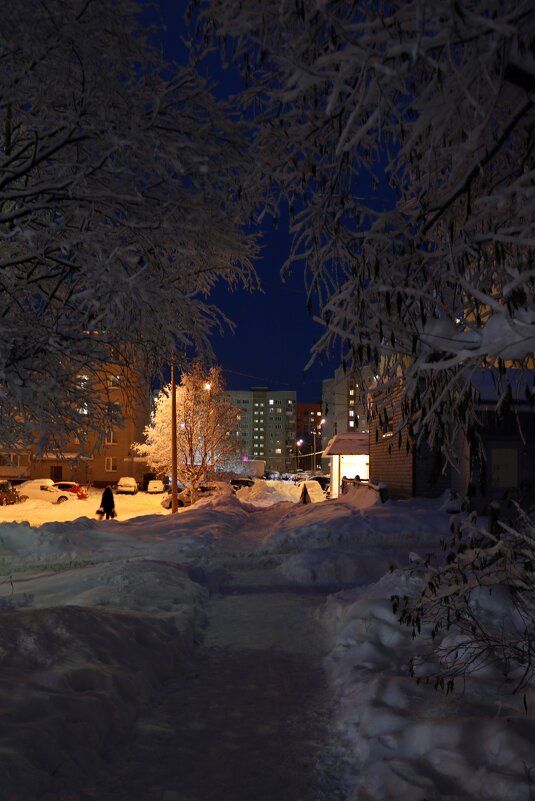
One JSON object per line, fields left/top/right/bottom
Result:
{"left": 100, "top": 486, "right": 115, "bottom": 514}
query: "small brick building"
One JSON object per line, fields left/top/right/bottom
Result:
{"left": 368, "top": 381, "right": 450, "bottom": 501}
{"left": 368, "top": 371, "right": 535, "bottom": 510}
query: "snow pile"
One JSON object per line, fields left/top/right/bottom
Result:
{"left": 0, "top": 559, "right": 206, "bottom": 798}
{"left": 236, "top": 478, "right": 301, "bottom": 506}
{"left": 266, "top": 493, "right": 447, "bottom": 556}
{"left": 0, "top": 494, "right": 250, "bottom": 574}
{"left": 0, "top": 490, "right": 534, "bottom": 800}
{"left": 319, "top": 568, "right": 535, "bottom": 801}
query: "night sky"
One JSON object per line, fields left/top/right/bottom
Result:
{"left": 150, "top": 0, "right": 338, "bottom": 404}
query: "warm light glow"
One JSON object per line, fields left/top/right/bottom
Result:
{"left": 204, "top": 382, "right": 212, "bottom": 391}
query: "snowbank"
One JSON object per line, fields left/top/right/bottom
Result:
{"left": 0, "top": 489, "right": 533, "bottom": 800}
{"left": 236, "top": 478, "right": 302, "bottom": 506}
{"left": 319, "top": 570, "right": 535, "bottom": 801}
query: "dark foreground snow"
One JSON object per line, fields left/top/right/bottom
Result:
{"left": 0, "top": 486, "right": 533, "bottom": 800}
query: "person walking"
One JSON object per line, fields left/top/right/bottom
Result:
{"left": 99, "top": 485, "right": 116, "bottom": 520}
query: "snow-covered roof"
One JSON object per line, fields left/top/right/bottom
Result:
{"left": 323, "top": 432, "right": 369, "bottom": 457}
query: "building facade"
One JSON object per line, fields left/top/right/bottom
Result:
{"left": 1, "top": 371, "right": 152, "bottom": 489}
{"left": 321, "top": 365, "right": 374, "bottom": 467}
{"left": 296, "top": 402, "right": 322, "bottom": 471}
{"left": 226, "top": 387, "right": 297, "bottom": 472}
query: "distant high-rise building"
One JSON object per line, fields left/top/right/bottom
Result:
{"left": 225, "top": 387, "right": 296, "bottom": 472}
{"left": 322, "top": 366, "right": 374, "bottom": 458}
{"left": 296, "top": 402, "right": 322, "bottom": 471}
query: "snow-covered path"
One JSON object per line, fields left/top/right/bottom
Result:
{"left": 2, "top": 489, "right": 534, "bottom": 801}
{"left": 97, "top": 566, "right": 338, "bottom": 801}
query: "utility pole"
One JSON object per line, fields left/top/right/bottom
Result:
{"left": 171, "top": 363, "right": 178, "bottom": 513}
{"left": 313, "top": 418, "right": 325, "bottom": 473}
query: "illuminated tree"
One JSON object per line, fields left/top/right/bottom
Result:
{"left": 132, "top": 363, "right": 239, "bottom": 498}
{"left": 0, "top": 0, "right": 256, "bottom": 454}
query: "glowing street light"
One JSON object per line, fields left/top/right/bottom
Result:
{"left": 296, "top": 438, "right": 303, "bottom": 470}
{"left": 313, "top": 418, "right": 325, "bottom": 473}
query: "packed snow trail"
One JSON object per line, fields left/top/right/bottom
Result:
{"left": 97, "top": 566, "right": 339, "bottom": 801}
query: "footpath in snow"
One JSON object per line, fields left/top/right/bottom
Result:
{"left": 97, "top": 566, "right": 338, "bottom": 801}
{"left": 0, "top": 482, "right": 534, "bottom": 800}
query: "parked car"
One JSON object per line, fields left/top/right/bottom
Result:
{"left": 161, "top": 482, "right": 229, "bottom": 509}
{"left": 17, "top": 478, "right": 71, "bottom": 504}
{"left": 0, "top": 480, "right": 22, "bottom": 505}
{"left": 309, "top": 475, "right": 330, "bottom": 494}
{"left": 116, "top": 476, "right": 138, "bottom": 494}
{"left": 229, "top": 477, "right": 255, "bottom": 491}
{"left": 52, "top": 481, "right": 89, "bottom": 499}
{"left": 146, "top": 479, "right": 165, "bottom": 494}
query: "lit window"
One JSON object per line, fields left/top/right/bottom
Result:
{"left": 349, "top": 389, "right": 355, "bottom": 396}
{"left": 349, "top": 420, "right": 355, "bottom": 428}
{"left": 105, "top": 457, "right": 117, "bottom": 471}
{"left": 275, "top": 448, "right": 282, "bottom": 454}
{"left": 269, "top": 399, "right": 274, "bottom": 405}
{"left": 349, "top": 410, "right": 354, "bottom": 417}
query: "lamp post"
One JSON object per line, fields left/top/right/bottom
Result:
{"left": 171, "top": 363, "right": 178, "bottom": 514}
{"left": 312, "top": 418, "right": 326, "bottom": 473}
{"left": 204, "top": 381, "right": 213, "bottom": 479}
{"left": 296, "top": 439, "right": 303, "bottom": 470}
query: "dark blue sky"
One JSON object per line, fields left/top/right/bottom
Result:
{"left": 150, "top": 0, "right": 337, "bottom": 403}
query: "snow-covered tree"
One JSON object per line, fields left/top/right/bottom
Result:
{"left": 0, "top": 0, "right": 257, "bottom": 455}
{"left": 197, "top": 0, "right": 535, "bottom": 451}
{"left": 132, "top": 362, "right": 239, "bottom": 497}
{"left": 393, "top": 504, "right": 535, "bottom": 696}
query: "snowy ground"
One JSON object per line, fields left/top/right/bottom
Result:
{"left": 0, "top": 482, "right": 533, "bottom": 800}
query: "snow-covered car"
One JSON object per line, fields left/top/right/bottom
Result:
{"left": 229, "top": 477, "right": 255, "bottom": 491}
{"left": 17, "top": 478, "right": 71, "bottom": 504}
{"left": 0, "top": 480, "right": 22, "bottom": 505}
{"left": 52, "top": 481, "right": 89, "bottom": 499}
{"left": 146, "top": 479, "right": 165, "bottom": 494}
{"left": 116, "top": 476, "right": 138, "bottom": 494}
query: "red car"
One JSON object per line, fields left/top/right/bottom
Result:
{"left": 52, "top": 481, "right": 89, "bottom": 500}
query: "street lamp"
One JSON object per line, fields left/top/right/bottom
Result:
{"left": 204, "top": 381, "right": 213, "bottom": 479}
{"left": 171, "top": 363, "right": 178, "bottom": 513}
{"left": 312, "top": 418, "right": 326, "bottom": 473}
{"left": 296, "top": 439, "right": 303, "bottom": 470}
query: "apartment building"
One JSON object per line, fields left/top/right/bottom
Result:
{"left": 1, "top": 370, "right": 152, "bottom": 488}
{"left": 226, "top": 387, "right": 297, "bottom": 472}
{"left": 321, "top": 365, "right": 374, "bottom": 453}
{"left": 296, "top": 402, "right": 322, "bottom": 471}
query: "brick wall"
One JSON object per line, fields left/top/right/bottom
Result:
{"left": 369, "top": 383, "right": 413, "bottom": 500}
{"left": 413, "top": 442, "right": 451, "bottom": 497}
